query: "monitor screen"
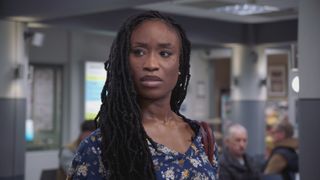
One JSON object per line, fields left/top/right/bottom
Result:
{"left": 84, "top": 61, "right": 106, "bottom": 120}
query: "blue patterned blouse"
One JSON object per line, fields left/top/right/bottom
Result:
{"left": 68, "top": 120, "right": 219, "bottom": 180}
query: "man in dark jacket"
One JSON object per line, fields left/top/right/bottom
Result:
{"left": 219, "top": 123, "right": 261, "bottom": 180}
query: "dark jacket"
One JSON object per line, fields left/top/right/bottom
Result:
{"left": 264, "top": 138, "right": 299, "bottom": 180}
{"left": 219, "top": 149, "right": 261, "bottom": 180}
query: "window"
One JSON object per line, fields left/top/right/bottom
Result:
{"left": 26, "top": 64, "right": 63, "bottom": 150}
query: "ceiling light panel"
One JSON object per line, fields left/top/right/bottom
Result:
{"left": 212, "top": 3, "right": 280, "bottom": 16}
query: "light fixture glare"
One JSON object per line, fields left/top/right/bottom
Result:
{"left": 213, "top": 3, "right": 279, "bottom": 16}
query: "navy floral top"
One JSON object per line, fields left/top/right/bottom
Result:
{"left": 68, "top": 120, "right": 219, "bottom": 180}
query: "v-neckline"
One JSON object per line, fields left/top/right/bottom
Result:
{"left": 146, "top": 120, "right": 201, "bottom": 155}
{"left": 150, "top": 136, "right": 198, "bottom": 155}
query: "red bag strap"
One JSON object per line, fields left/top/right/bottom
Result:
{"left": 198, "top": 121, "right": 215, "bottom": 164}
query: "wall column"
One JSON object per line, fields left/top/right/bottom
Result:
{"left": 0, "top": 20, "right": 28, "bottom": 180}
{"left": 230, "top": 45, "right": 267, "bottom": 156}
{"left": 297, "top": 0, "right": 320, "bottom": 179}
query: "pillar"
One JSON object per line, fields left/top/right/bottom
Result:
{"left": 0, "top": 20, "right": 27, "bottom": 180}
{"left": 230, "top": 45, "right": 266, "bottom": 156}
{"left": 297, "top": 0, "right": 320, "bottom": 179}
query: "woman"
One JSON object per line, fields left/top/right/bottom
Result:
{"left": 68, "top": 11, "right": 218, "bottom": 180}
{"left": 264, "top": 120, "right": 298, "bottom": 180}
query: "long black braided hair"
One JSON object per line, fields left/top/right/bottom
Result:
{"left": 96, "top": 11, "right": 191, "bottom": 179}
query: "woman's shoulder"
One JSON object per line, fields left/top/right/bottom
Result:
{"left": 81, "top": 129, "right": 102, "bottom": 146}
{"left": 68, "top": 128, "right": 106, "bottom": 179}
{"left": 76, "top": 129, "right": 103, "bottom": 159}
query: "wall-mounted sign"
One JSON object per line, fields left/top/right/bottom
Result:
{"left": 267, "top": 66, "right": 287, "bottom": 97}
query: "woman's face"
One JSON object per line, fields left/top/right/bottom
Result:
{"left": 129, "top": 20, "right": 181, "bottom": 100}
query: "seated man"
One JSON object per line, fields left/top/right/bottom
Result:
{"left": 219, "top": 123, "right": 261, "bottom": 180}
{"left": 264, "top": 120, "right": 298, "bottom": 180}
{"left": 58, "top": 120, "right": 96, "bottom": 179}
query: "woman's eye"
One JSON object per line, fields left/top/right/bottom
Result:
{"left": 131, "top": 49, "right": 145, "bottom": 57}
{"left": 160, "top": 51, "right": 172, "bottom": 58}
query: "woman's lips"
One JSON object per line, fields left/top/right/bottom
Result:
{"left": 140, "top": 75, "right": 162, "bottom": 87}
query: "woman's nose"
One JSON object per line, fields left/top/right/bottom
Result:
{"left": 143, "top": 53, "right": 159, "bottom": 71}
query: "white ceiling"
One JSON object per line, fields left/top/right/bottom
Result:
{"left": 0, "top": 0, "right": 298, "bottom": 46}
{"left": 1, "top": 0, "right": 298, "bottom": 24}
{"left": 0, "top": 0, "right": 170, "bottom": 22}
{"left": 136, "top": 0, "right": 299, "bottom": 23}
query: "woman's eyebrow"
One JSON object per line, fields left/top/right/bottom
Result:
{"left": 131, "top": 42, "right": 148, "bottom": 48}
{"left": 158, "top": 43, "right": 173, "bottom": 48}
{"left": 131, "top": 42, "right": 174, "bottom": 49}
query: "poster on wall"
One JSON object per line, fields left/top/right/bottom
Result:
{"left": 267, "top": 66, "right": 287, "bottom": 98}
{"left": 85, "top": 61, "right": 106, "bottom": 120}
{"left": 32, "top": 67, "right": 54, "bottom": 131}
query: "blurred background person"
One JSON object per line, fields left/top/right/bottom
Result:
{"left": 58, "top": 120, "right": 96, "bottom": 179}
{"left": 264, "top": 119, "right": 298, "bottom": 180}
{"left": 219, "top": 123, "right": 261, "bottom": 180}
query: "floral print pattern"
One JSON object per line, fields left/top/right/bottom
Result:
{"left": 68, "top": 120, "right": 219, "bottom": 179}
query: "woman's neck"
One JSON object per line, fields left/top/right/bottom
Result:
{"left": 139, "top": 98, "right": 177, "bottom": 124}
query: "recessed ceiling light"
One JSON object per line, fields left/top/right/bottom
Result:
{"left": 212, "top": 3, "right": 280, "bottom": 16}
